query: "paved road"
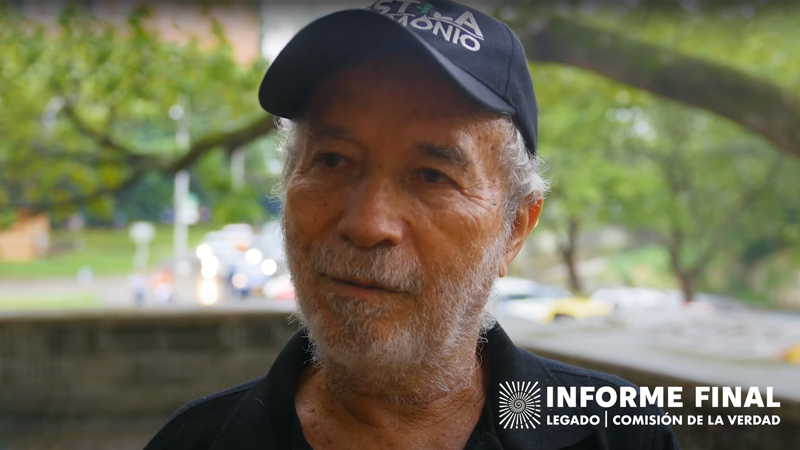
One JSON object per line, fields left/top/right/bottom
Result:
{"left": 3, "top": 276, "right": 799, "bottom": 401}
{"left": 498, "top": 308, "right": 800, "bottom": 403}
{"left": 0, "top": 275, "right": 293, "bottom": 313}
{"left": 0, "top": 276, "right": 133, "bottom": 308}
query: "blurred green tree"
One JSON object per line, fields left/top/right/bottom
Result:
{"left": 608, "top": 102, "right": 800, "bottom": 302}
{"left": 0, "top": 6, "right": 276, "bottom": 225}
{"left": 533, "top": 64, "right": 647, "bottom": 294}
{"left": 507, "top": 1, "right": 800, "bottom": 303}
{"left": 536, "top": 65, "right": 800, "bottom": 301}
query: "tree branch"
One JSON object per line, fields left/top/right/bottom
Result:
{"left": 522, "top": 17, "right": 800, "bottom": 159}
{"left": 61, "top": 104, "right": 146, "bottom": 164}
{"left": 1, "top": 171, "right": 147, "bottom": 213}
{"left": 165, "top": 116, "right": 276, "bottom": 173}
{"left": 1, "top": 115, "right": 276, "bottom": 212}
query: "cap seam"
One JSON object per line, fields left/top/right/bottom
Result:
{"left": 503, "top": 24, "right": 516, "bottom": 111}
{"left": 444, "top": 58, "right": 507, "bottom": 108}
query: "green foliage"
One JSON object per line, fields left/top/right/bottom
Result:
{"left": 208, "top": 188, "right": 267, "bottom": 226}
{"left": 533, "top": 58, "right": 800, "bottom": 302}
{"left": 523, "top": 3, "right": 800, "bottom": 302}
{"left": 190, "top": 140, "right": 280, "bottom": 226}
{"left": 576, "top": 3, "right": 800, "bottom": 94}
{"left": 603, "top": 245, "right": 674, "bottom": 289}
{"left": 0, "top": 5, "right": 270, "bottom": 221}
{"left": 113, "top": 172, "right": 175, "bottom": 223}
{"left": 534, "top": 63, "right": 649, "bottom": 227}
{"left": 616, "top": 101, "right": 799, "bottom": 290}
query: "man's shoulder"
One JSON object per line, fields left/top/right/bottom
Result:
{"left": 143, "top": 378, "right": 261, "bottom": 450}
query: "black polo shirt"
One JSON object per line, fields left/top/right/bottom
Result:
{"left": 144, "top": 324, "right": 680, "bottom": 450}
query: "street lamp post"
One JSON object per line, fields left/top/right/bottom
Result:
{"left": 169, "top": 102, "right": 192, "bottom": 301}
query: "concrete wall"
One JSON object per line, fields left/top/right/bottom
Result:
{"left": 1, "top": 311, "right": 798, "bottom": 449}
{"left": 0, "top": 310, "right": 298, "bottom": 420}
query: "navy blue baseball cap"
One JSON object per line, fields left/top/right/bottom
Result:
{"left": 259, "top": 0, "right": 539, "bottom": 155}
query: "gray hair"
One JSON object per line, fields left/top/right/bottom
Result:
{"left": 487, "top": 117, "right": 549, "bottom": 226}
{"left": 273, "top": 116, "right": 548, "bottom": 225}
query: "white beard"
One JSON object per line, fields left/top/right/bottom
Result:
{"left": 283, "top": 215, "right": 508, "bottom": 404}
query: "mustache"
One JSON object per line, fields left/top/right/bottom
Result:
{"left": 309, "top": 239, "right": 424, "bottom": 295}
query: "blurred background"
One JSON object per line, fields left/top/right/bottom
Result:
{"left": 1, "top": 1, "right": 799, "bottom": 449}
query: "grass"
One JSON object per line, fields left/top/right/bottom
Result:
{"left": 0, "top": 293, "right": 102, "bottom": 310}
{"left": 0, "top": 224, "right": 215, "bottom": 280}
{"left": 600, "top": 244, "right": 677, "bottom": 290}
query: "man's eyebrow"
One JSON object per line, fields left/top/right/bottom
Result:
{"left": 307, "top": 123, "right": 349, "bottom": 139}
{"left": 417, "top": 142, "right": 471, "bottom": 166}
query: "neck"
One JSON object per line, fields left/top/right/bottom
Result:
{"left": 304, "top": 334, "right": 489, "bottom": 428}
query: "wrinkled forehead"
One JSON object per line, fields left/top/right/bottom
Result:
{"left": 304, "top": 56, "right": 494, "bottom": 125}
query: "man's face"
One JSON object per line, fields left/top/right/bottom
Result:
{"left": 282, "top": 57, "right": 512, "bottom": 373}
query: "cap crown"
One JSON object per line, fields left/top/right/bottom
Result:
{"left": 365, "top": 1, "right": 538, "bottom": 153}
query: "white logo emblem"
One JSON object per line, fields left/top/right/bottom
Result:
{"left": 369, "top": 1, "right": 484, "bottom": 52}
{"left": 499, "top": 381, "right": 542, "bottom": 429}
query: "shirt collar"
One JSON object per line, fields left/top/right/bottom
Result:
{"left": 210, "top": 323, "right": 595, "bottom": 450}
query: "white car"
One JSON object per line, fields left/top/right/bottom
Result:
{"left": 262, "top": 274, "right": 296, "bottom": 312}
{"left": 589, "top": 287, "right": 683, "bottom": 311}
{"left": 496, "top": 277, "right": 574, "bottom": 323}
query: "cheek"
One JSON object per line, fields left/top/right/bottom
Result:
{"left": 408, "top": 174, "right": 504, "bottom": 263}
{"left": 410, "top": 198, "right": 502, "bottom": 270}
{"left": 284, "top": 178, "right": 343, "bottom": 238}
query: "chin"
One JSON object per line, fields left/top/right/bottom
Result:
{"left": 298, "top": 293, "right": 425, "bottom": 369}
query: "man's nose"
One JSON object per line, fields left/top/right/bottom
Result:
{"left": 336, "top": 177, "right": 404, "bottom": 248}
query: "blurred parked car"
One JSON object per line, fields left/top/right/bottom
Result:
{"left": 263, "top": 273, "right": 295, "bottom": 301}
{"left": 227, "top": 253, "right": 272, "bottom": 298}
{"left": 587, "top": 287, "right": 741, "bottom": 314}
{"left": 262, "top": 274, "right": 296, "bottom": 312}
{"left": 196, "top": 228, "right": 253, "bottom": 280}
{"left": 226, "top": 221, "right": 287, "bottom": 298}
{"left": 784, "top": 342, "right": 800, "bottom": 365}
{"left": 589, "top": 287, "right": 683, "bottom": 311}
{"left": 497, "top": 277, "right": 612, "bottom": 323}
{"left": 195, "top": 223, "right": 288, "bottom": 300}
{"left": 221, "top": 223, "right": 255, "bottom": 251}
{"left": 256, "top": 221, "right": 286, "bottom": 263}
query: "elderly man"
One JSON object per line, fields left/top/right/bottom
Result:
{"left": 146, "top": 2, "right": 679, "bottom": 449}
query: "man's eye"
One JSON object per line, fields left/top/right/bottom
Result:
{"left": 419, "top": 169, "right": 451, "bottom": 184}
{"left": 315, "top": 153, "right": 344, "bottom": 168}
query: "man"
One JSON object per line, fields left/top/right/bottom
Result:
{"left": 145, "top": 1, "right": 680, "bottom": 449}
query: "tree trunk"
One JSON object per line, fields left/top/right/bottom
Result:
{"left": 677, "top": 271, "right": 695, "bottom": 303}
{"left": 667, "top": 232, "right": 696, "bottom": 302}
{"left": 558, "top": 218, "right": 584, "bottom": 295}
{"left": 16, "top": 115, "right": 276, "bottom": 212}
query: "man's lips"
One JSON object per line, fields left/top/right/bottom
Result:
{"left": 322, "top": 274, "right": 400, "bottom": 293}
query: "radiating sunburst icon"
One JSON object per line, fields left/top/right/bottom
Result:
{"left": 498, "top": 381, "right": 542, "bottom": 429}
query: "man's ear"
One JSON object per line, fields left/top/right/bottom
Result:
{"left": 499, "top": 197, "right": 543, "bottom": 277}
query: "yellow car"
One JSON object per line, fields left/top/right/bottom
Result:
{"left": 497, "top": 277, "right": 612, "bottom": 323}
{"left": 547, "top": 296, "right": 614, "bottom": 322}
{"left": 784, "top": 342, "right": 800, "bottom": 365}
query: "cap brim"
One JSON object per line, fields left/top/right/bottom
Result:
{"left": 258, "top": 9, "right": 515, "bottom": 119}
